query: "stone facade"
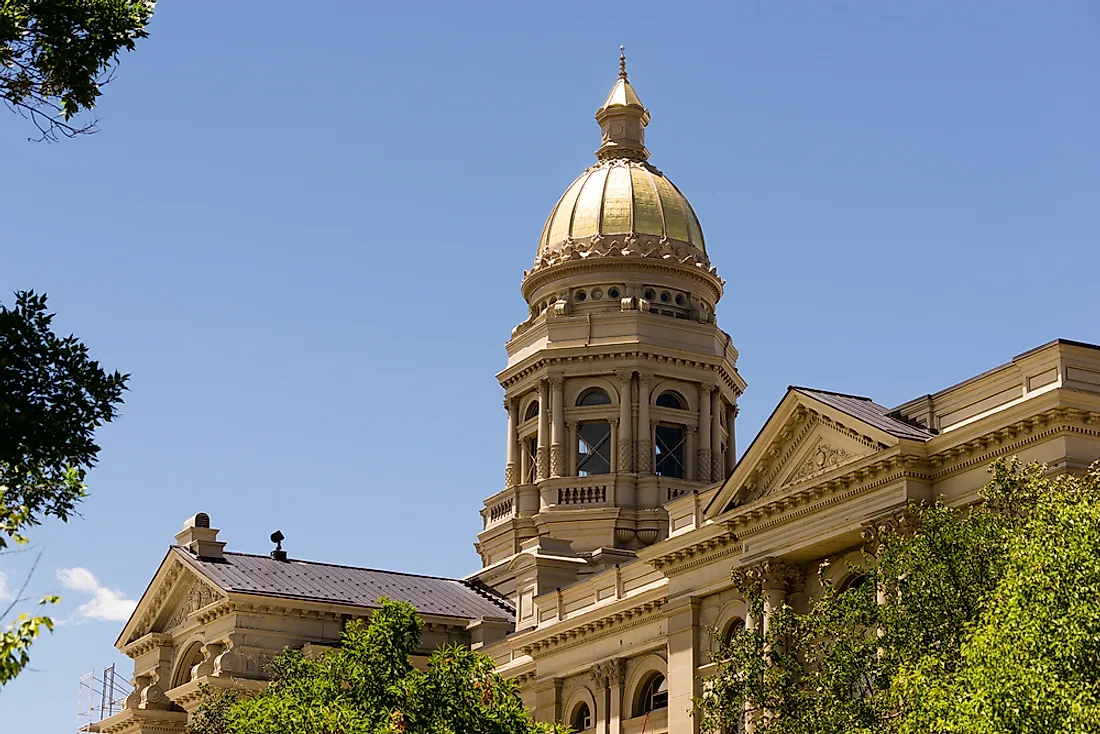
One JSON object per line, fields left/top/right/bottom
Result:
{"left": 91, "top": 59, "right": 1100, "bottom": 734}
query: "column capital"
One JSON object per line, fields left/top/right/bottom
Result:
{"left": 549, "top": 374, "right": 565, "bottom": 389}
{"left": 734, "top": 558, "right": 801, "bottom": 592}
{"left": 700, "top": 380, "right": 716, "bottom": 394}
{"left": 615, "top": 368, "right": 635, "bottom": 383}
{"left": 687, "top": 425, "right": 698, "bottom": 435}
{"left": 566, "top": 420, "right": 578, "bottom": 430}
{"left": 637, "top": 371, "right": 654, "bottom": 384}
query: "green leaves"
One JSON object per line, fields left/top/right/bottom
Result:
{"left": 0, "top": 598, "right": 58, "bottom": 685}
{"left": 0, "top": 0, "right": 155, "bottom": 140}
{"left": 190, "top": 597, "right": 568, "bottom": 734}
{"left": 697, "top": 459, "right": 1100, "bottom": 734}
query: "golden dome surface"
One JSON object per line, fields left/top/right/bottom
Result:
{"left": 527, "top": 51, "right": 715, "bottom": 279}
{"left": 537, "top": 158, "right": 705, "bottom": 259}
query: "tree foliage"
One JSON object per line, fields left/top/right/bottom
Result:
{"left": 0, "top": 290, "right": 128, "bottom": 684}
{"left": 697, "top": 458, "right": 1100, "bottom": 734}
{"left": 190, "top": 597, "right": 568, "bottom": 734}
{"left": 1, "top": 0, "right": 155, "bottom": 140}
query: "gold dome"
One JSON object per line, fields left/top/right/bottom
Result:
{"left": 529, "top": 51, "right": 714, "bottom": 278}
{"left": 537, "top": 158, "right": 706, "bottom": 259}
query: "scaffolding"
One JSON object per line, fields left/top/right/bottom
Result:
{"left": 77, "top": 664, "right": 132, "bottom": 732}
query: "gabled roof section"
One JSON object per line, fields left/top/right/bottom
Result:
{"left": 705, "top": 386, "right": 933, "bottom": 519}
{"left": 174, "top": 548, "right": 514, "bottom": 622}
{"left": 792, "top": 388, "right": 935, "bottom": 442}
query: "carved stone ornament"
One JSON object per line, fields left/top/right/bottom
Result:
{"left": 861, "top": 508, "right": 920, "bottom": 552}
{"left": 734, "top": 558, "right": 801, "bottom": 592}
{"left": 164, "top": 579, "right": 219, "bottom": 630}
{"left": 590, "top": 658, "right": 625, "bottom": 689}
{"left": 786, "top": 438, "right": 854, "bottom": 486}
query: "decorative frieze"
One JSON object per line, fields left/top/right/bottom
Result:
{"left": 520, "top": 598, "right": 666, "bottom": 657}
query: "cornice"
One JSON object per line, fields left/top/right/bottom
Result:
{"left": 500, "top": 349, "right": 742, "bottom": 395}
{"left": 928, "top": 407, "right": 1100, "bottom": 480}
{"left": 517, "top": 591, "right": 667, "bottom": 658}
{"left": 121, "top": 632, "right": 174, "bottom": 659}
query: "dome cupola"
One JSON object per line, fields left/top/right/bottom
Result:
{"left": 524, "top": 49, "right": 720, "bottom": 301}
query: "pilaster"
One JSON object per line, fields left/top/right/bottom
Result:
{"left": 637, "top": 373, "right": 653, "bottom": 473}
{"left": 666, "top": 597, "right": 702, "bottom": 734}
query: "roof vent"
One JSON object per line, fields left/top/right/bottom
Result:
{"left": 175, "top": 513, "right": 225, "bottom": 560}
{"left": 270, "top": 530, "right": 287, "bottom": 562}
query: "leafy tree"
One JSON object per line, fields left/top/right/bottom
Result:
{"left": 190, "top": 597, "right": 568, "bottom": 734}
{"left": 0, "top": 290, "right": 128, "bottom": 683}
{"left": 696, "top": 458, "right": 1100, "bottom": 734}
{"left": 1, "top": 0, "right": 155, "bottom": 141}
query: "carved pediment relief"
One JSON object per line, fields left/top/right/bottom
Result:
{"left": 783, "top": 437, "right": 855, "bottom": 487}
{"left": 158, "top": 576, "right": 223, "bottom": 633}
{"left": 738, "top": 413, "right": 875, "bottom": 505}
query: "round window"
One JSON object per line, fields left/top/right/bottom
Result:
{"left": 660, "top": 291, "right": 670, "bottom": 302}
{"left": 576, "top": 291, "right": 587, "bottom": 301}
{"left": 675, "top": 294, "right": 684, "bottom": 305}
{"left": 591, "top": 289, "right": 603, "bottom": 300}
{"left": 644, "top": 289, "right": 656, "bottom": 300}
{"left": 608, "top": 288, "right": 620, "bottom": 299}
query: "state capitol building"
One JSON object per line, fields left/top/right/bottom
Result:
{"left": 91, "top": 57, "right": 1100, "bottom": 734}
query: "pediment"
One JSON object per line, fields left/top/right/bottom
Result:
{"left": 118, "top": 551, "right": 227, "bottom": 647}
{"left": 706, "top": 389, "right": 901, "bottom": 519}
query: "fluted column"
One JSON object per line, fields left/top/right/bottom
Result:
{"left": 698, "top": 382, "right": 713, "bottom": 482}
{"left": 536, "top": 380, "right": 550, "bottom": 480}
{"left": 685, "top": 426, "right": 696, "bottom": 481}
{"left": 616, "top": 369, "right": 634, "bottom": 472}
{"left": 550, "top": 375, "right": 565, "bottom": 477}
{"left": 711, "top": 390, "right": 723, "bottom": 481}
{"left": 609, "top": 418, "right": 619, "bottom": 475}
{"left": 726, "top": 403, "right": 739, "bottom": 476}
{"left": 636, "top": 372, "right": 653, "bottom": 473}
{"left": 505, "top": 397, "right": 519, "bottom": 488}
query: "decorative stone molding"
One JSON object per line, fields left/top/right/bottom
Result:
{"left": 734, "top": 559, "right": 801, "bottom": 593}
{"left": 165, "top": 579, "right": 220, "bottom": 631}
{"left": 504, "top": 464, "right": 518, "bottom": 489}
{"left": 787, "top": 439, "right": 854, "bottom": 487}
{"left": 520, "top": 598, "right": 666, "bottom": 657}
{"left": 190, "top": 643, "right": 224, "bottom": 681}
{"left": 550, "top": 445, "right": 564, "bottom": 478}
{"left": 590, "top": 658, "right": 625, "bottom": 690}
{"left": 536, "top": 446, "right": 549, "bottom": 481}
{"left": 860, "top": 508, "right": 920, "bottom": 553}
{"left": 650, "top": 532, "right": 741, "bottom": 576}
{"left": 697, "top": 448, "right": 712, "bottom": 483}
{"left": 636, "top": 440, "right": 652, "bottom": 473}
{"left": 617, "top": 440, "right": 634, "bottom": 471}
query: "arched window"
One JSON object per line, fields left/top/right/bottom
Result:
{"left": 525, "top": 402, "right": 540, "bottom": 420}
{"left": 655, "top": 391, "right": 685, "bottom": 409}
{"left": 577, "top": 388, "right": 612, "bottom": 406}
{"left": 173, "top": 643, "right": 205, "bottom": 688}
{"left": 723, "top": 617, "right": 746, "bottom": 645}
{"left": 635, "top": 673, "right": 669, "bottom": 716}
{"left": 655, "top": 425, "right": 685, "bottom": 478}
{"left": 578, "top": 423, "right": 611, "bottom": 476}
{"left": 838, "top": 573, "right": 871, "bottom": 595}
{"left": 570, "top": 701, "right": 592, "bottom": 732}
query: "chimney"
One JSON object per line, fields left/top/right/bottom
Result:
{"left": 175, "top": 513, "right": 226, "bottom": 560}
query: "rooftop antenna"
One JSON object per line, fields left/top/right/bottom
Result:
{"left": 270, "top": 530, "right": 287, "bottom": 562}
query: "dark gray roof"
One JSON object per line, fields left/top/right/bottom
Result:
{"left": 174, "top": 548, "right": 513, "bottom": 622}
{"left": 793, "top": 387, "right": 934, "bottom": 442}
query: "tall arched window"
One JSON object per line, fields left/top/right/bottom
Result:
{"left": 577, "top": 388, "right": 612, "bottom": 406}
{"left": 655, "top": 425, "right": 685, "bottom": 478}
{"left": 635, "top": 673, "right": 669, "bottom": 717}
{"left": 655, "top": 391, "right": 685, "bottom": 409}
{"left": 578, "top": 423, "right": 611, "bottom": 476}
{"left": 723, "top": 617, "right": 746, "bottom": 646}
{"left": 570, "top": 701, "right": 592, "bottom": 731}
{"left": 525, "top": 402, "right": 540, "bottom": 420}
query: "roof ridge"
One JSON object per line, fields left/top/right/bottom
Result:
{"left": 211, "top": 549, "right": 472, "bottom": 584}
{"left": 791, "top": 385, "right": 874, "bottom": 402}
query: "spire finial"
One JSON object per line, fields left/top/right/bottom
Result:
{"left": 619, "top": 46, "right": 627, "bottom": 80}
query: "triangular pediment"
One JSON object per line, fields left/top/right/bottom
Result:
{"left": 706, "top": 389, "right": 904, "bottom": 519}
{"left": 117, "top": 549, "right": 228, "bottom": 648}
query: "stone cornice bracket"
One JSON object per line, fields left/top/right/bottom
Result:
{"left": 734, "top": 558, "right": 801, "bottom": 593}
{"left": 860, "top": 507, "right": 920, "bottom": 554}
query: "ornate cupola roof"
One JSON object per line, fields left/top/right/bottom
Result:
{"left": 525, "top": 49, "right": 719, "bottom": 299}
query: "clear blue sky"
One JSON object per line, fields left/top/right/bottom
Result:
{"left": 2, "top": 1, "right": 1097, "bottom": 728}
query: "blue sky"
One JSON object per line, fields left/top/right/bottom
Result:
{"left": 2, "top": 1, "right": 1098, "bottom": 728}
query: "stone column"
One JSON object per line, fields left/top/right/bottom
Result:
{"left": 726, "top": 403, "right": 739, "bottom": 476}
{"left": 505, "top": 397, "right": 519, "bottom": 488}
{"left": 536, "top": 380, "right": 550, "bottom": 481}
{"left": 567, "top": 421, "right": 578, "bottom": 476}
{"left": 616, "top": 370, "right": 634, "bottom": 472}
{"left": 637, "top": 373, "right": 653, "bottom": 473}
{"left": 685, "top": 426, "right": 697, "bottom": 481}
{"left": 534, "top": 677, "right": 563, "bottom": 725}
{"left": 607, "top": 660, "right": 624, "bottom": 734}
{"left": 609, "top": 418, "right": 619, "bottom": 476}
{"left": 711, "top": 391, "right": 723, "bottom": 481}
{"left": 698, "top": 382, "right": 713, "bottom": 482}
{"left": 666, "top": 597, "right": 702, "bottom": 734}
{"left": 550, "top": 375, "right": 565, "bottom": 478}
{"left": 520, "top": 436, "right": 531, "bottom": 484}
